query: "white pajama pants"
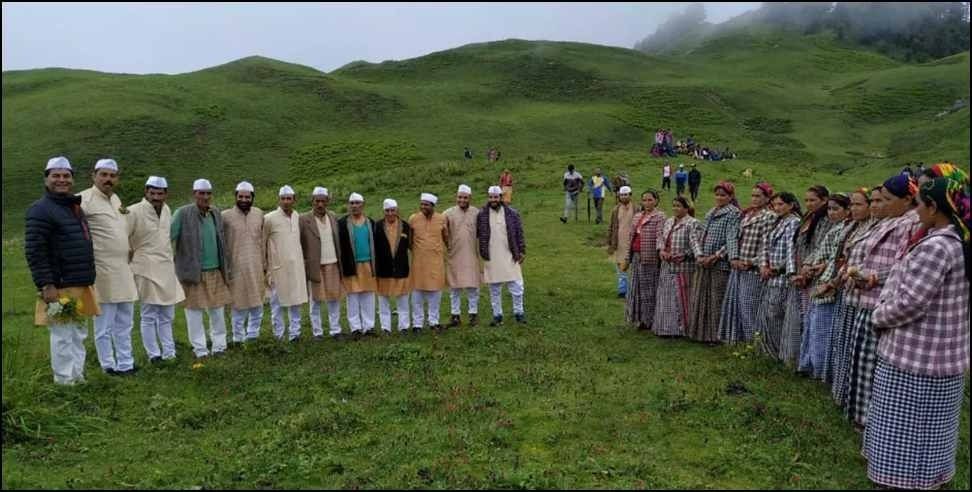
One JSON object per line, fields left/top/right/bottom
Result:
{"left": 231, "top": 306, "right": 264, "bottom": 342}
{"left": 49, "top": 323, "right": 87, "bottom": 385}
{"left": 378, "top": 295, "right": 410, "bottom": 332}
{"left": 489, "top": 280, "right": 525, "bottom": 317}
{"left": 450, "top": 287, "right": 479, "bottom": 315}
{"left": 185, "top": 307, "right": 227, "bottom": 357}
{"left": 140, "top": 303, "right": 176, "bottom": 359}
{"left": 310, "top": 300, "right": 343, "bottom": 336}
{"left": 269, "top": 288, "right": 303, "bottom": 341}
{"left": 93, "top": 302, "right": 135, "bottom": 371}
{"left": 411, "top": 290, "right": 442, "bottom": 328}
{"left": 347, "top": 292, "right": 376, "bottom": 333}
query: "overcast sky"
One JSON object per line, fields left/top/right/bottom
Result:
{"left": 2, "top": 2, "right": 761, "bottom": 74}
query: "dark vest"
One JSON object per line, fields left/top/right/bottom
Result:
{"left": 373, "top": 219, "right": 411, "bottom": 279}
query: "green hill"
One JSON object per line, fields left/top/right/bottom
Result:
{"left": 2, "top": 33, "right": 969, "bottom": 233}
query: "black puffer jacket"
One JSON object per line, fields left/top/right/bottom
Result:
{"left": 24, "top": 191, "right": 96, "bottom": 289}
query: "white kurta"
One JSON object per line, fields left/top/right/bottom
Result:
{"left": 444, "top": 205, "right": 482, "bottom": 288}
{"left": 127, "top": 199, "right": 185, "bottom": 305}
{"left": 80, "top": 187, "right": 137, "bottom": 303}
{"left": 483, "top": 207, "right": 522, "bottom": 284}
{"left": 263, "top": 207, "right": 308, "bottom": 307}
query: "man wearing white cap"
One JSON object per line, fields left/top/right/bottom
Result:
{"left": 222, "top": 181, "right": 266, "bottom": 343}
{"left": 172, "top": 178, "right": 232, "bottom": 358}
{"left": 478, "top": 186, "right": 527, "bottom": 325}
{"left": 409, "top": 192, "right": 449, "bottom": 332}
{"left": 299, "top": 187, "right": 345, "bottom": 340}
{"left": 264, "top": 185, "right": 308, "bottom": 342}
{"left": 443, "top": 184, "right": 481, "bottom": 328}
{"left": 607, "top": 185, "right": 636, "bottom": 298}
{"left": 80, "top": 158, "right": 139, "bottom": 375}
{"left": 127, "top": 176, "right": 185, "bottom": 362}
{"left": 26, "top": 157, "right": 100, "bottom": 384}
{"left": 337, "top": 193, "right": 377, "bottom": 337}
{"left": 373, "top": 198, "right": 413, "bottom": 334}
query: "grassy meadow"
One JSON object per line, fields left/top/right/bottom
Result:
{"left": 2, "top": 28, "right": 970, "bottom": 488}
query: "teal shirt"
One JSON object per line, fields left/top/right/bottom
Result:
{"left": 171, "top": 207, "right": 220, "bottom": 270}
{"left": 352, "top": 222, "right": 371, "bottom": 262}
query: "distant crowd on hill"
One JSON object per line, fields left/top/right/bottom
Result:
{"left": 650, "top": 129, "right": 737, "bottom": 161}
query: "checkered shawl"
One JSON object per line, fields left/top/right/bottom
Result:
{"left": 857, "top": 210, "right": 922, "bottom": 309}
{"left": 626, "top": 209, "right": 666, "bottom": 265}
{"left": 809, "top": 220, "right": 851, "bottom": 304}
{"left": 733, "top": 208, "right": 776, "bottom": 265}
{"left": 872, "top": 226, "right": 970, "bottom": 377}
{"left": 658, "top": 215, "right": 700, "bottom": 273}
{"left": 762, "top": 214, "right": 800, "bottom": 288}
{"left": 839, "top": 218, "right": 882, "bottom": 307}
{"left": 693, "top": 204, "right": 741, "bottom": 271}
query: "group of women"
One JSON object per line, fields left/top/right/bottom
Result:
{"left": 621, "top": 162, "right": 970, "bottom": 489}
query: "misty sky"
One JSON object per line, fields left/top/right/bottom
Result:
{"left": 2, "top": 2, "right": 761, "bottom": 74}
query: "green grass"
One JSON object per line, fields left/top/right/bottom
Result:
{"left": 2, "top": 29, "right": 971, "bottom": 488}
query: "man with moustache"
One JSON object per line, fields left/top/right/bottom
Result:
{"left": 373, "top": 198, "right": 413, "bottom": 335}
{"left": 264, "top": 185, "right": 308, "bottom": 342}
{"left": 478, "top": 186, "right": 527, "bottom": 326}
{"left": 127, "top": 176, "right": 185, "bottom": 362}
{"left": 171, "top": 178, "right": 232, "bottom": 358}
{"left": 222, "top": 181, "right": 266, "bottom": 343}
{"left": 80, "top": 158, "right": 138, "bottom": 375}
{"left": 337, "top": 193, "right": 377, "bottom": 338}
{"left": 26, "top": 157, "right": 100, "bottom": 385}
{"left": 443, "top": 184, "right": 481, "bottom": 328}
{"left": 409, "top": 193, "right": 449, "bottom": 332}
{"left": 300, "top": 187, "right": 345, "bottom": 340}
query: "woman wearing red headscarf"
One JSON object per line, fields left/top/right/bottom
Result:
{"left": 687, "top": 181, "right": 741, "bottom": 344}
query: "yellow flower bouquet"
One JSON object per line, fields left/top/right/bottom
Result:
{"left": 43, "top": 294, "right": 88, "bottom": 325}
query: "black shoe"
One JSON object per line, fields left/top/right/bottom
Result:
{"left": 331, "top": 333, "right": 345, "bottom": 342}
{"left": 116, "top": 367, "right": 139, "bottom": 376}
{"left": 468, "top": 314, "right": 479, "bottom": 327}
{"left": 515, "top": 314, "right": 526, "bottom": 324}
{"left": 447, "top": 315, "right": 461, "bottom": 328}
{"left": 431, "top": 324, "right": 444, "bottom": 332}
{"left": 352, "top": 331, "right": 362, "bottom": 341}
{"left": 412, "top": 327, "right": 423, "bottom": 335}
{"left": 559, "top": 217, "right": 567, "bottom": 224}
{"left": 149, "top": 356, "right": 162, "bottom": 364}
{"left": 637, "top": 323, "right": 651, "bottom": 331}
{"left": 381, "top": 330, "right": 393, "bottom": 336}
{"left": 104, "top": 367, "right": 118, "bottom": 375}
{"left": 398, "top": 329, "right": 410, "bottom": 336}
{"left": 365, "top": 330, "right": 377, "bottom": 338}
{"left": 489, "top": 315, "right": 504, "bottom": 327}
{"left": 313, "top": 335, "right": 325, "bottom": 341}
{"left": 289, "top": 337, "right": 300, "bottom": 344}
{"left": 618, "top": 292, "right": 627, "bottom": 299}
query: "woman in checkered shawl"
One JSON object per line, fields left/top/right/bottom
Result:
{"left": 687, "top": 182, "right": 741, "bottom": 344}
{"left": 757, "top": 192, "right": 803, "bottom": 362}
{"left": 863, "top": 170, "right": 970, "bottom": 490}
{"left": 622, "top": 190, "right": 667, "bottom": 330}
{"left": 653, "top": 196, "right": 700, "bottom": 337}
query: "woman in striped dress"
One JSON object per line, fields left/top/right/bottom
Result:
{"left": 825, "top": 188, "right": 879, "bottom": 396}
{"left": 844, "top": 174, "right": 922, "bottom": 430}
{"left": 757, "top": 192, "right": 802, "bottom": 362}
{"left": 864, "top": 171, "right": 970, "bottom": 490}
{"left": 798, "top": 193, "right": 850, "bottom": 379}
{"left": 623, "top": 190, "right": 666, "bottom": 331}
{"left": 688, "top": 182, "right": 741, "bottom": 344}
{"left": 653, "top": 196, "right": 700, "bottom": 337}
{"left": 720, "top": 182, "right": 776, "bottom": 343}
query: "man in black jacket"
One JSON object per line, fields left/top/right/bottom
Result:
{"left": 688, "top": 164, "right": 702, "bottom": 202}
{"left": 373, "top": 198, "right": 413, "bottom": 335}
{"left": 25, "top": 156, "right": 98, "bottom": 385}
{"left": 337, "top": 193, "right": 377, "bottom": 337}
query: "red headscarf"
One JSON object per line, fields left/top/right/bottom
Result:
{"left": 714, "top": 181, "right": 740, "bottom": 208}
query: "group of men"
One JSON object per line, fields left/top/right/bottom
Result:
{"left": 661, "top": 162, "right": 702, "bottom": 201}
{"left": 560, "top": 165, "right": 630, "bottom": 225}
{"left": 26, "top": 156, "right": 527, "bottom": 385}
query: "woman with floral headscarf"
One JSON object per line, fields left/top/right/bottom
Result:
{"left": 687, "top": 181, "right": 741, "bottom": 344}
{"left": 719, "top": 182, "right": 776, "bottom": 343}
{"left": 843, "top": 173, "right": 923, "bottom": 430}
{"left": 863, "top": 168, "right": 970, "bottom": 490}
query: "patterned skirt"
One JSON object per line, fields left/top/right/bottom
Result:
{"left": 829, "top": 300, "right": 860, "bottom": 406}
{"left": 864, "top": 359, "right": 965, "bottom": 489}
{"left": 845, "top": 308, "right": 877, "bottom": 427}
{"left": 182, "top": 270, "right": 232, "bottom": 310}
{"left": 758, "top": 285, "right": 801, "bottom": 363}
{"left": 718, "top": 269, "right": 764, "bottom": 344}
{"left": 310, "top": 263, "right": 345, "bottom": 302}
{"left": 653, "top": 262, "right": 694, "bottom": 337}
{"left": 687, "top": 268, "right": 730, "bottom": 343}
{"left": 798, "top": 301, "right": 837, "bottom": 380}
{"left": 625, "top": 253, "right": 660, "bottom": 328}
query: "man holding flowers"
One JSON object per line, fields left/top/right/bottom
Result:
{"left": 25, "top": 157, "right": 100, "bottom": 385}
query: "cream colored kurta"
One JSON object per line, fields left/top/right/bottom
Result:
{"left": 263, "top": 207, "right": 308, "bottom": 307}
{"left": 80, "top": 186, "right": 137, "bottom": 303}
{"left": 222, "top": 206, "right": 266, "bottom": 310}
{"left": 614, "top": 203, "right": 636, "bottom": 263}
{"left": 444, "top": 205, "right": 482, "bottom": 288}
{"left": 127, "top": 199, "right": 185, "bottom": 306}
{"left": 408, "top": 211, "right": 448, "bottom": 291}
{"left": 484, "top": 207, "right": 523, "bottom": 284}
